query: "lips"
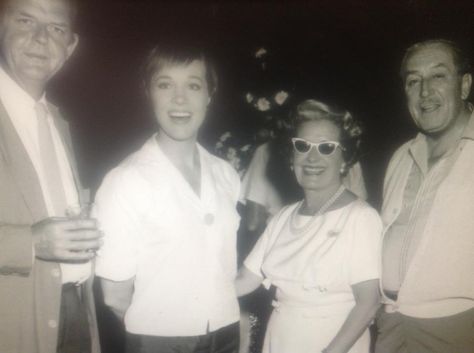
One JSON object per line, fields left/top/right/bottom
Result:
{"left": 24, "top": 52, "right": 49, "bottom": 65}
{"left": 303, "top": 165, "right": 325, "bottom": 175}
{"left": 168, "top": 110, "right": 192, "bottom": 124}
{"left": 420, "top": 101, "right": 440, "bottom": 113}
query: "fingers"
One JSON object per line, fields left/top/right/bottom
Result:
{"left": 61, "top": 218, "right": 99, "bottom": 231}
{"left": 51, "top": 237, "right": 103, "bottom": 261}
{"left": 36, "top": 217, "right": 99, "bottom": 233}
{"left": 67, "top": 229, "right": 103, "bottom": 241}
{"left": 66, "top": 238, "right": 103, "bottom": 252}
{"left": 55, "top": 249, "right": 96, "bottom": 262}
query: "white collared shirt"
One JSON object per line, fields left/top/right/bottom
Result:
{"left": 0, "top": 67, "right": 91, "bottom": 284}
{"left": 95, "top": 136, "right": 241, "bottom": 336}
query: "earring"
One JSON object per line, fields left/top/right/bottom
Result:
{"left": 340, "top": 163, "right": 347, "bottom": 175}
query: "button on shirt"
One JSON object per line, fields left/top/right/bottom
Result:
{"left": 94, "top": 136, "right": 241, "bottom": 336}
{"left": 0, "top": 67, "right": 91, "bottom": 284}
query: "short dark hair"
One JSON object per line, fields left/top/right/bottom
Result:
{"left": 400, "top": 39, "right": 472, "bottom": 78}
{"left": 291, "top": 99, "right": 363, "bottom": 170}
{"left": 142, "top": 43, "right": 218, "bottom": 95}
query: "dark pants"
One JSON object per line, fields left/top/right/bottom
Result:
{"left": 125, "top": 322, "right": 240, "bottom": 353}
{"left": 57, "top": 284, "right": 91, "bottom": 353}
{"left": 375, "top": 307, "right": 474, "bottom": 353}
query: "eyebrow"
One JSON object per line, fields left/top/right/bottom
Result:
{"left": 431, "top": 63, "right": 450, "bottom": 70}
{"left": 154, "top": 75, "right": 204, "bottom": 81}
{"left": 405, "top": 63, "right": 450, "bottom": 76}
{"left": 17, "top": 10, "right": 70, "bottom": 28}
{"left": 17, "top": 10, "right": 35, "bottom": 18}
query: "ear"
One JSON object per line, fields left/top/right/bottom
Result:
{"left": 66, "top": 33, "right": 79, "bottom": 59}
{"left": 461, "top": 73, "right": 472, "bottom": 100}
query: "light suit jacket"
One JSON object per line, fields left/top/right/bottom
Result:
{"left": 0, "top": 101, "right": 100, "bottom": 353}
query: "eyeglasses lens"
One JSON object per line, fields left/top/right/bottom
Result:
{"left": 318, "top": 143, "right": 336, "bottom": 155}
{"left": 294, "top": 140, "right": 311, "bottom": 153}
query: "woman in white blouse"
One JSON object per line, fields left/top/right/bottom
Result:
{"left": 235, "top": 99, "right": 382, "bottom": 353}
{"left": 94, "top": 44, "right": 241, "bottom": 353}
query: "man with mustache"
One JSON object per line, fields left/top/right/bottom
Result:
{"left": 0, "top": 0, "right": 101, "bottom": 352}
{"left": 376, "top": 39, "right": 474, "bottom": 352}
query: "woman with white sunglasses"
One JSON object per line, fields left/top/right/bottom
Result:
{"left": 235, "top": 99, "right": 382, "bottom": 353}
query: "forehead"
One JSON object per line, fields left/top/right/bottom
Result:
{"left": 297, "top": 119, "right": 341, "bottom": 141}
{"left": 153, "top": 59, "right": 207, "bottom": 79}
{"left": 404, "top": 44, "right": 456, "bottom": 74}
{"left": 5, "top": 0, "right": 74, "bottom": 23}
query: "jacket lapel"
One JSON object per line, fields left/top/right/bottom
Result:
{"left": 0, "top": 101, "right": 47, "bottom": 221}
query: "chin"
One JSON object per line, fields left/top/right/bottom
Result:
{"left": 300, "top": 182, "right": 328, "bottom": 192}
{"left": 417, "top": 120, "right": 450, "bottom": 135}
{"left": 169, "top": 132, "right": 198, "bottom": 142}
{"left": 21, "top": 68, "right": 51, "bottom": 82}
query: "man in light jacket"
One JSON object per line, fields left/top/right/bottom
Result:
{"left": 0, "top": 0, "right": 102, "bottom": 352}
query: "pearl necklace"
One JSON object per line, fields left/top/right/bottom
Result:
{"left": 289, "top": 185, "right": 346, "bottom": 235}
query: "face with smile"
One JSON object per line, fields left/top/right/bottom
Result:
{"left": 293, "top": 119, "right": 345, "bottom": 192}
{"left": 0, "top": 0, "right": 78, "bottom": 96}
{"left": 403, "top": 43, "right": 472, "bottom": 135}
{"left": 149, "top": 60, "right": 210, "bottom": 143}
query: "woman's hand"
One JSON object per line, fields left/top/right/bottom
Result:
{"left": 235, "top": 266, "right": 263, "bottom": 297}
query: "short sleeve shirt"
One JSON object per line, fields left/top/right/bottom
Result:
{"left": 95, "top": 136, "right": 241, "bottom": 336}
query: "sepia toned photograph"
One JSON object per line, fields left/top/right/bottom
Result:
{"left": 0, "top": 1, "right": 473, "bottom": 353}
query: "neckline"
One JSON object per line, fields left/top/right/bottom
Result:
{"left": 296, "top": 198, "right": 357, "bottom": 217}
{"left": 153, "top": 137, "right": 205, "bottom": 202}
{"left": 298, "top": 185, "right": 347, "bottom": 216}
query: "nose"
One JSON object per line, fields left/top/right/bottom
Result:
{"left": 32, "top": 24, "right": 49, "bottom": 44}
{"left": 172, "top": 86, "right": 187, "bottom": 105}
{"left": 420, "top": 78, "right": 431, "bottom": 98}
{"left": 306, "top": 146, "right": 321, "bottom": 162}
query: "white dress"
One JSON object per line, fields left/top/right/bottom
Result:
{"left": 244, "top": 199, "right": 382, "bottom": 353}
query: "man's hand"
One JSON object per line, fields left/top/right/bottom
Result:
{"left": 32, "top": 218, "right": 103, "bottom": 263}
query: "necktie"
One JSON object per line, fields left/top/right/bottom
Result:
{"left": 36, "top": 102, "right": 68, "bottom": 216}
